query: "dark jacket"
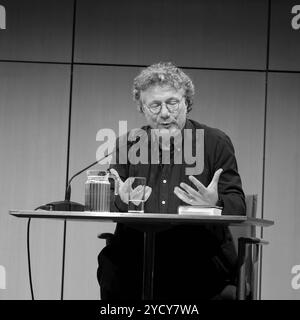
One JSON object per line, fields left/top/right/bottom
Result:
{"left": 99, "top": 119, "right": 246, "bottom": 299}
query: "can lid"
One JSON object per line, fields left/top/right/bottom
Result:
{"left": 87, "top": 170, "right": 107, "bottom": 177}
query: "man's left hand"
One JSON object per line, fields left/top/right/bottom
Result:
{"left": 174, "top": 168, "right": 223, "bottom": 206}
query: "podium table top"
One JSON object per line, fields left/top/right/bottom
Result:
{"left": 9, "top": 210, "right": 274, "bottom": 227}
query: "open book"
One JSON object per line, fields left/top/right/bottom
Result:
{"left": 178, "top": 205, "right": 222, "bottom": 216}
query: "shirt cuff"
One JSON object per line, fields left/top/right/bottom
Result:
{"left": 114, "top": 195, "right": 128, "bottom": 212}
{"left": 216, "top": 196, "right": 224, "bottom": 208}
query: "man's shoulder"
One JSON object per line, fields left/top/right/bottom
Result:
{"left": 187, "top": 119, "right": 229, "bottom": 142}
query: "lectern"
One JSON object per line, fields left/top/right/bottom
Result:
{"left": 10, "top": 210, "right": 273, "bottom": 300}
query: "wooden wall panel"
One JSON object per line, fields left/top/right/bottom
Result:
{"left": 187, "top": 69, "right": 265, "bottom": 217}
{"left": 75, "top": 0, "right": 268, "bottom": 69}
{"left": 0, "top": 0, "right": 73, "bottom": 62}
{"left": 269, "top": 0, "right": 300, "bottom": 71}
{"left": 0, "top": 63, "right": 70, "bottom": 299}
{"left": 262, "top": 73, "right": 300, "bottom": 299}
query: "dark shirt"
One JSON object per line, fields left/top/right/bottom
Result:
{"left": 112, "top": 118, "right": 245, "bottom": 216}
{"left": 105, "top": 118, "right": 246, "bottom": 298}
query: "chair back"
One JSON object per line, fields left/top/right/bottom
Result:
{"left": 230, "top": 194, "right": 258, "bottom": 252}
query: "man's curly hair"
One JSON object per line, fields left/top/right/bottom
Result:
{"left": 133, "top": 62, "right": 195, "bottom": 113}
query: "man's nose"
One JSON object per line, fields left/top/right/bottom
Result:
{"left": 160, "top": 103, "right": 170, "bottom": 118}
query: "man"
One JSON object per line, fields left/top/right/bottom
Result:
{"left": 97, "top": 62, "right": 246, "bottom": 300}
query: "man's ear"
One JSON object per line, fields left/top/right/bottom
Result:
{"left": 138, "top": 103, "right": 145, "bottom": 114}
{"left": 184, "top": 99, "right": 191, "bottom": 113}
{"left": 184, "top": 99, "right": 189, "bottom": 112}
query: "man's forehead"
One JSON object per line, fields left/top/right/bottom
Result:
{"left": 140, "top": 85, "right": 184, "bottom": 101}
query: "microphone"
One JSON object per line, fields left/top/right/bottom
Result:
{"left": 36, "top": 128, "right": 148, "bottom": 211}
{"left": 36, "top": 146, "right": 118, "bottom": 211}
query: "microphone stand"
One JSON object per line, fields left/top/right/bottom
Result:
{"left": 36, "top": 158, "right": 109, "bottom": 212}
{"left": 36, "top": 128, "right": 147, "bottom": 212}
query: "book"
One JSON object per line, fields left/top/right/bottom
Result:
{"left": 178, "top": 205, "right": 222, "bottom": 216}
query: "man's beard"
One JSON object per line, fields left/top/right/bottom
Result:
{"left": 155, "top": 127, "right": 182, "bottom": 151}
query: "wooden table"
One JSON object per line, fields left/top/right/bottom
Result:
{"left": 10, "top": 210, "right": 274, "bottom": 300}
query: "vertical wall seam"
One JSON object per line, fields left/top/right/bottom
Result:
{"left": 61, "top": 0, "right": 77, "bottom": 301}
{"left": 259, "top": 0, "right": 272, "bottom": 300}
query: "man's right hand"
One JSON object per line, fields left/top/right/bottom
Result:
{"left": 110, "top": 168, "right": 152, "bottom": 204}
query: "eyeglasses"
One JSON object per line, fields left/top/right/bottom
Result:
{"left": 144, "top": 97, "right": 184, "bottom": 115}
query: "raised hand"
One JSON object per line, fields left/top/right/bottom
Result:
{"left": 110, "top": 168, "right": 152, "bottom": 205}
{"left": 174, "top": 168, "right": 223, "bottom": 206}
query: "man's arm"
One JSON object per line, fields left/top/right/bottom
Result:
{"left": 109, "top": 135, "right": 152, "bottom": 212}
{"left": 174, "top": 129, "right": 246, "bottom": 216}
{"left": 110, "top": 162, "right": 129, "bottom": 212}
{"left": 109, "top": 135, "right": 130, "bottom": 212}
{"left": 214, "top": 133, "right": 246, "bottom": 215}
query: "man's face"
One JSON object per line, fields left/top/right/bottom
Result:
{"left": 140, "top": 85, "right": 187, "bottom": 135}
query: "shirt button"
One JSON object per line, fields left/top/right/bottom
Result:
{"left": 162, "top": 179, "right": 167, "bottom": 183}
{"left": 162, "top": 200, "right": 166, "bottom": 205}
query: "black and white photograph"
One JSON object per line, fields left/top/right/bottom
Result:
{"left": 0, "top": 0, "right": 300, "bottom": 308}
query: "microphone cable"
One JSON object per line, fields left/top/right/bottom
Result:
{"left": 26, "top": 217, "right": 34, "bottom": 300}
{"left": 27, "top": 205, "right": 50, "bottom": 300}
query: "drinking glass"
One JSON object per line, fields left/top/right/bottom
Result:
{"left": 128, "top": 177, "right": 146, "bottom": 213}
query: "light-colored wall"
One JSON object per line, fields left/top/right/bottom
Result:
{"left": 0, "top": 62, "right": 70, "bottom": 299}
{"left": 263, "top": 73, "right": 300, "bottom": 299}
{"left": 0, "top": 0, "right": 299, "bottom": 300}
